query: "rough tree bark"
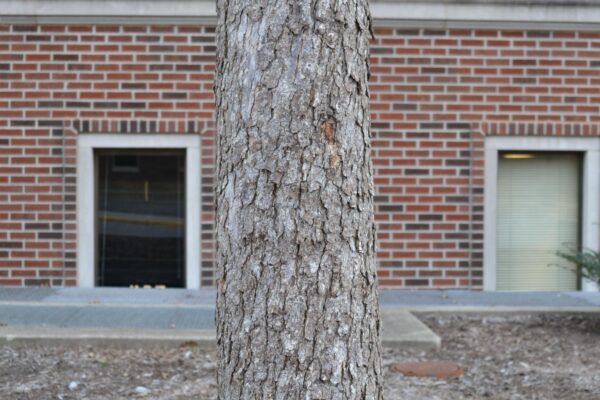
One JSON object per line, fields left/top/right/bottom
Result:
{"left": 215, "top": 0, "right": 383, "bottom": 398}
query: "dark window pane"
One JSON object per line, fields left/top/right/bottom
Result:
{"left": 112, "top": 155, "right": 139, "bottom": 170}
{"left": 97, "top": 150, "right": 185, "bottom": 288}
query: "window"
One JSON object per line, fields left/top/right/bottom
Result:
{"left": 96, "top": 150, "right": 186, "bottom": 287}
{"left": 77, "top": 135, "right": 200, "bottom": 289}
{"left": 496, "top": 152, "right": 580, "bottom": 291}
{"left": 484, "top": 137, "right": 600, "bottom": 292}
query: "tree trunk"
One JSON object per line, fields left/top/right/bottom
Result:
{"left": 215, "top": 0, "right": 383, "bottom": 398}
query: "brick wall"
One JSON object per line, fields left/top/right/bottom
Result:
{"left": 0, "top": 24, "right": 217, "bottom": 286}
{"left": 1, "top": 23, "right": 600, "bottom": 288}
{"left": 370, "top": 27, "right": 600, "bottom": 289}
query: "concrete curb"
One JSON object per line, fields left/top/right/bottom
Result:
{"left": 0, "top": 327, "right": 217, "bottom": 349}
{"left": 389, "top": 306, "right": 600, "bottom": 313}
{"left": 0, "top": 310, "right": 442, "bottom": 351}
{"left": 381, "top": 309, "right": 441, "bottom": 350}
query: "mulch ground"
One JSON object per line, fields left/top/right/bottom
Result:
{"left": 1, "top": 313, "right": 599, "bottom": 399}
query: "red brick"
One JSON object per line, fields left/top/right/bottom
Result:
{"left": 1, "top": 23, "right": 599, "bottom": 289}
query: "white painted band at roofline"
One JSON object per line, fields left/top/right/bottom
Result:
{"left": 4, "top": 0, "right": 600, "bottom": 27}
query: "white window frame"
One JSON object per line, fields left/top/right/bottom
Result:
{"left": 77, "top": 134, "right": 201, "bottom": 289}
{"left": 484, "top": 136, "right": 600, "bottom": 292}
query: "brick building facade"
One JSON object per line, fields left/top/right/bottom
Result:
{"left": 1, "top": 0, "right": 599, "bottom": 291}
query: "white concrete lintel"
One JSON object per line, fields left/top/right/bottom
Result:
{"left": 0, "top": 0, "right": 216, "bottom": 18}
{"left": 4, "top": 0, "right": 600, "bottom": 29}
{"left": 371, "top": 1, "right": 600, "bottom": 26}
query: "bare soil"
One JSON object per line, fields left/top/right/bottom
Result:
{"left": 386, "top": 313, "right": 600, "bottom": 400}
{"left": 1, "top": 313, "right": 599, "bottom": 399}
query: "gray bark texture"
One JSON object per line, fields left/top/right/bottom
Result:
{"left": 215, "top": 0, "right": 383, "bottom": 398}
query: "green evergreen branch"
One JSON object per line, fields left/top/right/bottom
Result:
{"left": 556, "top": 243, "right": 600, "bottom": 284}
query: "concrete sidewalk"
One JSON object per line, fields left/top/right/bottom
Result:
{"left": 0, "top": 288, "right": 445, "bottom": 350}
{"left": 2, "top": 287, "right": 599, "bottom": 309}
{"left": 379, "top": 289, "right": 600, "bottom": 312}
{"left": 0, "top": 287, "right": 598, "bottom": 349}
